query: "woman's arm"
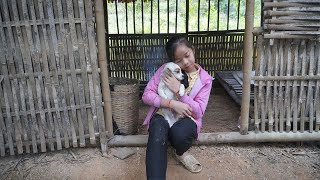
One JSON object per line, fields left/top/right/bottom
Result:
{"left": 179, "top": 80, "right": 212, "bottom": 119}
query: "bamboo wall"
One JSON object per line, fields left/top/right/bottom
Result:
{"left": 108, "top": 30, "right": 245, "bottom": 82}
{"left": 0, "top": 0, "right": 106, "bottom": 156}
{"left": 252, "top": 0, "right": 320, "bottom": 133}
{"left": 253, "top": 38, "right": 320, "bottom": 133}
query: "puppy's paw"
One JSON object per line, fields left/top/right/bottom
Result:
{"left": 179, "top": 84, "right": 185, "bottom": 96}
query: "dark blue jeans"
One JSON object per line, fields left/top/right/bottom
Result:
{"left": 146, "top": 114, "right": 197, "bottom": 180}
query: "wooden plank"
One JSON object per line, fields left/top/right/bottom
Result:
{"left": 273, "top": 0, "right": 320, "bottom": 3}
{"left": 264, "top": 2, "right": 313, "bottom": 8}
{"left": 55, "top": 0, "right": 72, "bottom": 149}
{"left": 264, "top": 10, "right": 318, "bottom": 17}
{"left": 55, "top": 0, "right": 78, "bottom": 148}
{"left": 292, "top": 40, "right": 299, "bottom": 132}
{"left": 284, "top": 39, "right": 292, "bottom": 132}
{"left": 17, "top": 0, "right": 42, "bottom": 154}
{"left": 0, "top": 82, "right": 6, "bottom": 156}
{"left": 39, "top": 1, "right": 62, "bottom": 150}
{"left": 48, "top": 0, "right": 71, "bottom": 149}
{"left": 66, "top": 0, "right": 85, "bottom": 147}
{"left": 315, "top": 42, "right": 320, "bottom": 132}
{"left": 6, "top": 69, "right": 99, "bottom": 79}
{"left": 20, "top": 0, "right": 48, "bottom": 153}
{"left": 306, "top": 41, "right": 315, "bottom": 132}
{"left": 11, "top": 81, "right": 24, "bottom": 154}
{"left": 0, "top": 18, "right": 93, "bottom": 28}
{"left": 278, "top": 40, "right": 285, "bottom": 132}
{"left": 2, "top": 84, "right": 15, "bottom": 155}
{"left": 10, "top": 1, "right": 30, "bottom": 154}
{"left": 85, "top": 0, "right": 107, "bottom": 152}
{"left": 0, "top": 23, "right": 8, "bottom": 156}
{"left": 8, "top": 17, "right": 32, "bottom": 156}
{"left": 254, "top": 35, "right": 263, "bottom": 133}
{"left": 258, "top": 38, "right": 266, "bottom": 132}
{"left": 266, "top": 42, "right": 273, "bottom": 132}
{"left": 1, "top": 0, "right": 28, "bottom": 155}
{"left": 36, "top": 0, "right": 56, "bottom": 151}
{"left": 272, "top": 40, "right": 279, "bottom": 132}
{"left": 299, "top": 40, "right": 307, "bottom": 132}
{"left": 265, "top": 19, "right": 320, "bottom": 25}
{"left": 264, "top": 24, "right": 318, "bottom": 31}
{"left": 77, "top": 0, "right": 95, "bottom": 144}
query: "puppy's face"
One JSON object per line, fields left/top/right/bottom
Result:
{"left": 164, "top": 62, "right": 184, "bottom": 81}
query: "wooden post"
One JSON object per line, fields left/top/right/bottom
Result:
{"left": 240, "top": 0, "right": 255, "bottom": 135}
{"left": 95, "top": 0, "right": 113, "bottom": 137}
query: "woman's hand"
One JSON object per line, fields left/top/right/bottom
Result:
{"left": 171, "top": 100, "right": 192, "bottom": 117}
{"left": 162, "top": 70, "right": 181, "bottom": 94}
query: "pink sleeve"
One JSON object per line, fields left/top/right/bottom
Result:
{"left": 141, "top": 64, "right": 165, "bottom": 108}
{"left": 179, "top": 79, "right": 212, "bottom": 120}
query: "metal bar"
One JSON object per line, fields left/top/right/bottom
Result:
{"left": 186, "top": 0, "right": 189, "bottom": 33}
{"left": 198, "top": 0, "right": 200, "bottom": 31}
{"left": 158, "top": 0, "right": 160, "bottom": 33}
{"left": 133, "top": 1, "right": 136, "bottom": 34}
{"left": 217, "top": 0, "right": 220, "bottom": 30}
{"left": 208, "top": 0, "right": 211, "bottom": 31}
{"left": 237, "top": 0, "right": 240, "bottom": 29}
{"left": 142, "top": 0, "right": 144, "bottom": 34}
{"left": 175, "top": 0, "right": 178, "bottom": 33}
{"left": 126, "top": 2, "right": 128, "bottom": 34}
{"left": 167, "top": 0, "right": 169, "bottom": 33}
{"left": 115, "top": 0, "right": 119, "bottom": 34}
{"left": 151, "top": 0, "right": 153, "bottom": 33}
{"left": 227, "top": 0, "right": 230, "bottom": 30}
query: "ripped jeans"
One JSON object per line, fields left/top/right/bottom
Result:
{"left": 146, "top": 114, "right": 197, "bottom": 180}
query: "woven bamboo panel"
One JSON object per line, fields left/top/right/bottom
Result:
{"left": 263, "top": 0, "right": 320, "bottom": 39}
{"left": 0, "top": 0, "right": 106, "bottom": 156}
{"left": 253, "top": 37, "right": 320, "bottom": 133}
{"left": 108, "top": 34, "right": 171, "bottom": 82}
{"left": 108, "top": 31, "right": 245, "bottom": 81}
{"left": 189, "top": 31, "right": 245, "bottom": 76}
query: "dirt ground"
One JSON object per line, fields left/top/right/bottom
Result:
{"left": 1, "top": 81, "right": 320, "bottom": 180}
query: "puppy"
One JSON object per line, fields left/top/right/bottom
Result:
{"left": 158, "top": 62, "right": 185, "bottom": 127}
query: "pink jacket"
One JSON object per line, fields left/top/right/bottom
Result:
{"left": 142, "top": 63, "right": 213, "bottom": 134}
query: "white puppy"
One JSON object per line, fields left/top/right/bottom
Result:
{"left": 158, "top": 62, "right": 185, "bottom": 127}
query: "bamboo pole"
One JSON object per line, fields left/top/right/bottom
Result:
{"left": 252, "top": 75, "right": 320, "bottom": 81}
{"left": 4, "top": 131, "right": 320, "bottom": 150}
{"left": 264, "top": 34, "right": 316, "bottom": 39}
{"left": 108, "top": 132, "right": 320, "bottom": 147}
{"left": 292, "top": 41, "right": 299, "bottom": 133}
{"left": 95, "top": 0, "right": 113, "bottom": 137}
{"left": 240, "top": 0, "right": 254, "bottom": 134}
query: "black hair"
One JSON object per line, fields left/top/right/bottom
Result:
{"left": 165, "top": 35, "right": 192, "bottom": 89}
{"left": 165, "top": 35, "right": 193, "bottom": 62}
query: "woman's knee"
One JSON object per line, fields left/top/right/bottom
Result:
{"left": 148, "top": 115, "right": 170, "bottom": 141}
{"left": 169, "top": 118, "right": 197, "bottom": 144}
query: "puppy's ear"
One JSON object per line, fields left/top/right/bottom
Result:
{"left": 181, "top": 71, "right": 189, "bottom": 89}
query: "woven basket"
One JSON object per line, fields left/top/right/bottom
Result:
{"left": 109, "top": 77, "right": 140, "bottom": 135}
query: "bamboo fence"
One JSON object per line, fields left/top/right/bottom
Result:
{"left": 252, "top": 0, "right": 320, "bottom": 133}
{"left": 0, "top": 0, "right": 107, "bottom": 156}
{"left": 263, "top": 0, "right": 320, "bottom": 39}
{"left": 108, "top": 31, "right": 245, "bottom": 83}
{"left": 253, "top": 38, "right": 320, "bottom": 133}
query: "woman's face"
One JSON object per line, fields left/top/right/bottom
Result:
{"left": 173, "top": 44, "right": 197, "bottom": 73}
